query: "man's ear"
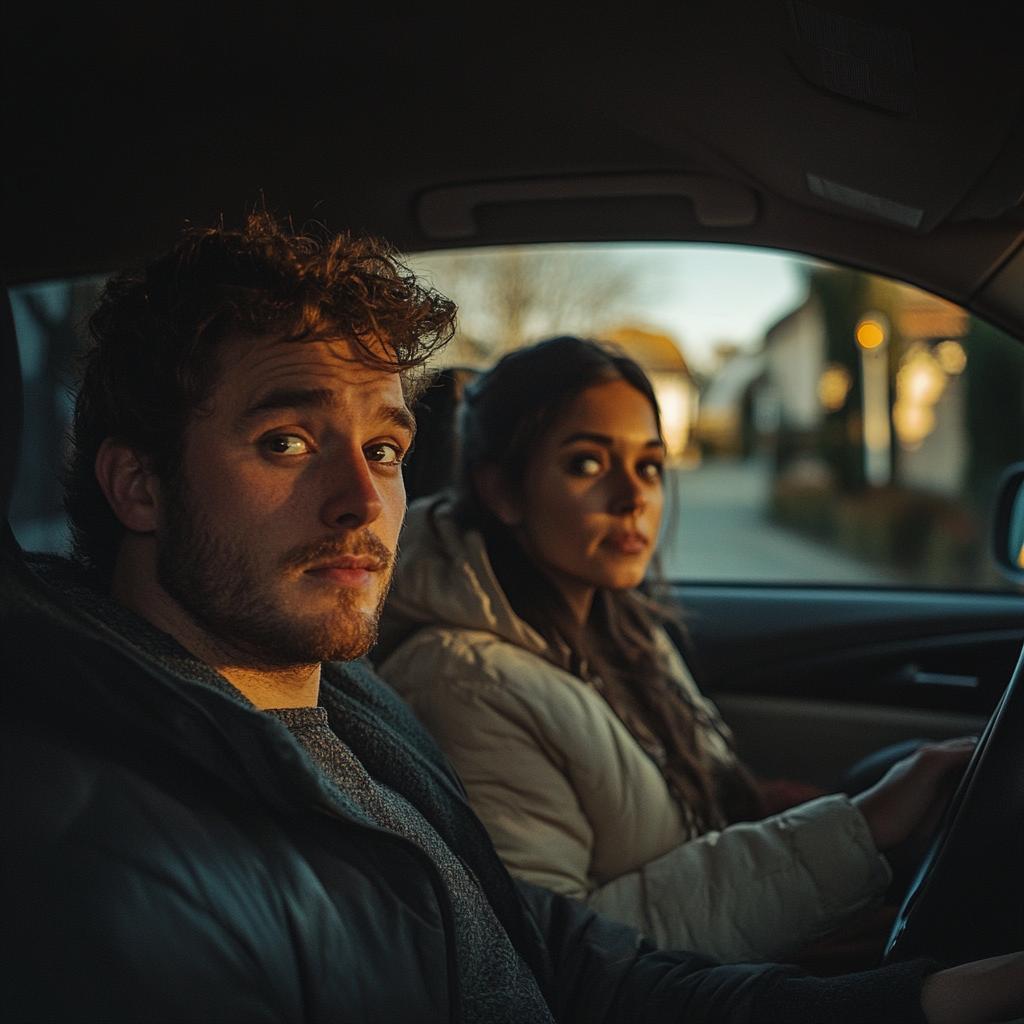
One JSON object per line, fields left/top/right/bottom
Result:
{"left": 473, "top": 465, "right": 522, "bottom": 527}
{"left": 94, "top": 438, "right": 162, "bottom": 534}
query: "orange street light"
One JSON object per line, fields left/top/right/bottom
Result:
{"left": 856, "top": 318, "right": 887, "bottom": 349}
{"left": 856, "top": 312, "right": 891, "bottom": 486}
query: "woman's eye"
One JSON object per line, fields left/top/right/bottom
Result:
{"left": 568, "top": 454, "right": 603, "bottom": 477}
{"left": 265, "top": 434, "right": 309, "bottom": 456}
{"left": 366, "top": 443, "right": 402, "bottom": 466}
{"left": 638, "top": 460, "right": 664, "bottom": 481}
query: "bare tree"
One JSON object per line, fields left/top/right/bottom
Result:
{"left": 407, "top": 246, "right": 642, "bottom": 363}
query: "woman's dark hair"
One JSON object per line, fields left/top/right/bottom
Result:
{"left": 455, "top": 336, "right": 763, "bottom": 833}
{"left": 66, "top": 211, "right": 457, "bottom": 587}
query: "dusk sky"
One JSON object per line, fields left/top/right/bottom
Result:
{"left": 409, "top": 242, "right": 816, "bottom": 372}
{"left": 13, "top": 244, "right": 816, "bottom": 378}
{"left": 616, "top": 243, "right": 815, "bottom": 370}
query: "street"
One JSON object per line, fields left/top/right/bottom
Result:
{"left": 657, "top": 458, "right": 897, "bottom": 585}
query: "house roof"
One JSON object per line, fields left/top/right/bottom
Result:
{"left": 601, "top": 327, "right": 693, "bottom": 375}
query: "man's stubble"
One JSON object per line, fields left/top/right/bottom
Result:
{"left": 157, "top": 474, "right": 395, "bottom": 667}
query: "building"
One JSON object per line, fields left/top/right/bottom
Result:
{"left": 600, "top": 327, "right": 700, "bottom": 461}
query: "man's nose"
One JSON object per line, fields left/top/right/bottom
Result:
{"left": 319, "top": 446, "right": 385, "bottom": 529}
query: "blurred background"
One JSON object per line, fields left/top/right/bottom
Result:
{"left": 10, "top": 243, "right": 1024, "bottom": 590}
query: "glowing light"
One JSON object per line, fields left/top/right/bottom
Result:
{"left": 818, "top": 363, "right": 853, "bottom": 411}
{"left": 893, "top": 346, "right": 947, "bottom": 449}
{"left": 899, "top": 348, "right": 946, "bottom": 405}
{"left": 857, "top": 314, "right": 892, "bottom": 485}
{"left": 892, "top": 401, "right": 935, "bottom": 449}
{"left": 935, "top": 339, "right": 967, "bottom": 375}
{"left": 856, "top": 320, "right": 885, "bottom": 349}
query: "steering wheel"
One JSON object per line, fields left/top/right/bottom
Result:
{"left": 884, "top": 644, "right": 1024, "bottom": 965}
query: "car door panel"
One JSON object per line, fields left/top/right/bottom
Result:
{"left": 712, "top": 694, "right": 988, "bottom": 788}
{"left": 670, "top": 584, "right": 1023, "bottom": 786}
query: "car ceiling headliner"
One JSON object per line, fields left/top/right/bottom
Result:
{"left": 3, "top": 2, "right": 1023, "bottom": 336}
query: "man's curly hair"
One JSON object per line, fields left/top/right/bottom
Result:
{"left": 65, "top": 211, "right": 457, "bottom": 587}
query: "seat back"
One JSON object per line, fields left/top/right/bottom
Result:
{"left": 403, "top": 367, "right": 480, "bottom": 502}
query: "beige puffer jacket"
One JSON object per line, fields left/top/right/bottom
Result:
{"left": 377, "top": 496, "right": 891, "bottom": 962}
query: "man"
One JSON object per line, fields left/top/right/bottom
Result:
{"left": 1, "top": 214, "right": 1020, "bottom": 1023}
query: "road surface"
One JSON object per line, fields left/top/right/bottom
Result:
{"left": 657, "top": 458, "right": 898, "bottom": 585}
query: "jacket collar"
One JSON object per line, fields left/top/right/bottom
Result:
{"left": 3, "top": 547, "right": 551, "bottom": 992}
{"left": 378, "top": 495, "right": 572, "bottom": 670}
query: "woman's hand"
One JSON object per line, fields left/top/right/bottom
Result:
{"left": 852, "top": 737, "right": 976, "bottom": 852}
{"left": 921, "top": 951, "right": 1024, "bottom": 1024}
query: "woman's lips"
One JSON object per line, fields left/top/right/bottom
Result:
{"left": 603, "top": 531, "right": 649, "bottom": 554}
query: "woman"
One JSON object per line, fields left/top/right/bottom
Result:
{"left": 376, "top": 336, "right": 970, "bottom": 964}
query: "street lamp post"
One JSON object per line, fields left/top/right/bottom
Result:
{"left": 856, "top": 313, "right": 892, "bottom": 487}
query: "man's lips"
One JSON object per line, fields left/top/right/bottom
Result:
{"left": 602, "top": 530, "right": 649, "bottom": 554}
{"left": 303, "top": 555, "right": 384, "bottom": 588}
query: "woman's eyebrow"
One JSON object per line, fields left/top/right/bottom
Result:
{"left": 560, "top": 431, "right": 612, "bottom": 447}
{"left": 559, "top": 431, "right": 663, "bottom": 448}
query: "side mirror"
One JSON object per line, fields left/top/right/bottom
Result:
{"left": 991, "top": 462, "right": 1024, "bottom": 585}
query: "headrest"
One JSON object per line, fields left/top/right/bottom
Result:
{"left": 1, "top": 281, "right": 24, "bottom": 527}
{"left": 403, "top": 367, "right": 481, "bottom": 502}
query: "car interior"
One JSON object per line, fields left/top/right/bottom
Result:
{"left": 2, "top": 1, "right": 1022, "bottom": 972}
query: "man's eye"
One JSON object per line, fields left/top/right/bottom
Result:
{"left": 638, "top": 460, "right": 664, "bottom": 481}
{"left": 568, "top": 454, "right": 603, "bottom": 477}
{"left": 366, "top": 443, "right": 403, "bottom": 466}
{"left": 265, "top": 434, "right": 309, "bottom": 456}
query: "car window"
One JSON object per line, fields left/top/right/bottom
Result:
{"left": 9, "top": 246, "right": 1024, "bottom": 593}
{"left": 406, "top": 243, "right": 1024, "bottom": 592}
{"left": 9, "top": 275, "right": 106, "bottom": 553}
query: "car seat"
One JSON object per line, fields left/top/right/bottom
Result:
{"left": 403, "top": 367, "right": 480, "bottom": 502}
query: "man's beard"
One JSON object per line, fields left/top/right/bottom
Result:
{"left": 157, "top": 478, "right": 394, "bottom": 667}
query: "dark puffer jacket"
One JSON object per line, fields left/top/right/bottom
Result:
{"left": 0, "top": 549, "right": 933, "bottom": 1023}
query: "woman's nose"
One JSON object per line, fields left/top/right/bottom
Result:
{"left": 610, "top": 467, "right": 646, "bottom": 515}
